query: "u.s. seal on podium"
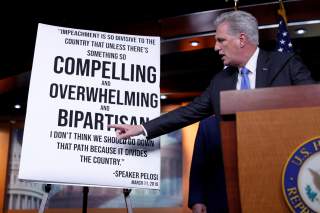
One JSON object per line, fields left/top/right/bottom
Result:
{"left": 282, "top": 137, "right": 320, "bottom": 213}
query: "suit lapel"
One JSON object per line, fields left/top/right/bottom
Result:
{"left": 255, "top": 49, "right": 271, "bottom": 88}
{"left": 256, "top": 49, "right": 286, "bottom": 88}
{"left": 223, "top": 66, "right": 238, "bottom": 90}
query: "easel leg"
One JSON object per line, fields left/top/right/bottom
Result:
{"left": 123, "top": 189, "right": 133, "bottom": 213}
{"left": 38, "top": 184, "right": 51, "bottom": 213}
{"left": 82, "top": 186, "right": 89, "bottom": 213}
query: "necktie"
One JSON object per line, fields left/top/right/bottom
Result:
{"left": 240, "top": 67, "right": 250, "bottom": 90}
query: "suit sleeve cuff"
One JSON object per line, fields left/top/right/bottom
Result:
{"left": 140, "top": 125, "right": 148, "bottom": 137}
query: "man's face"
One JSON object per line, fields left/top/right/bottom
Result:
{"left": 214, "top": 22, "right": 242, "bottom": 66}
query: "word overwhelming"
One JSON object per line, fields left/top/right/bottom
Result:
{"left": 49, "top": 83, "right": 158, "bottom": 108}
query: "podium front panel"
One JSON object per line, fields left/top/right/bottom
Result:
{"left": 236, "top": 106, "right": 320, "bottom": 212}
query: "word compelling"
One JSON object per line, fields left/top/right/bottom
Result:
{"left": 53, "top": 56, "right": 157, "bottom": 84}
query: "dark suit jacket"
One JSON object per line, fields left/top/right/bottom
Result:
{"left": 188, "top": 116, "right": 228, "bottom": 213}
{"left": 143, "top": 49, "right": 315, "bottom": 139}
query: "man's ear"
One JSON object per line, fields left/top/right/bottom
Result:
{"left": 239, "top": 33, "right": 246, "bottom": 48}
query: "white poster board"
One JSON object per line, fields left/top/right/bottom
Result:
{"left": 18, "top": 24, "right": 161, "bottom": 190}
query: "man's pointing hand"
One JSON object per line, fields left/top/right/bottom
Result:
{"left": 107, "top": 124, "right": 145, "bottom": 139}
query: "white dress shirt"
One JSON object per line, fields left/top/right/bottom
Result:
{"left": 236, "top": 47, "right": 259, "bottom": 90}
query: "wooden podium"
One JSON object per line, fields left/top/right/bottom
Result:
{"left": 219, "top": 84, "right": 320, "bottom": 213}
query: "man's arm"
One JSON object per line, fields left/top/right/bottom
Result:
{"left": 107, "top": 124, "right": 145, "bottom": 139}
{"left": 108, "top": 78, "right": 215, "bottom": 139}
{"left": 140, "top": 79, "right": 215, "bottom": 139}
{"left": 288, "top": 54, "right": 315, "bottom": 85}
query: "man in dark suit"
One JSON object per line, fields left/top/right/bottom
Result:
{"left": 109, "top": 10, "right": 315, "bottom": 212}
{"left": 108, "top": 10, "right": 315, "bottom": 139}
{"left": 188, "top": 116, "right": 228, "bottom": 213}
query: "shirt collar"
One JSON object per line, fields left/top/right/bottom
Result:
{"left": 242, "top": 47, "right": 259, "bottom": 74}
{"left": 224, "top": 47, "right": 260, "bottom": 73}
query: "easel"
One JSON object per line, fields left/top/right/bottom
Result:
{"left": 38, "top": 184, "right": 51, "bottom": 213}
{"left": 82, "top": 187, "right": 89, "bottom": 213}
{"left": 123, "top": 189, "right": 133, "bottom": 213}
{"left": 39, "top": 184, "right": 133, "bottom": 213}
